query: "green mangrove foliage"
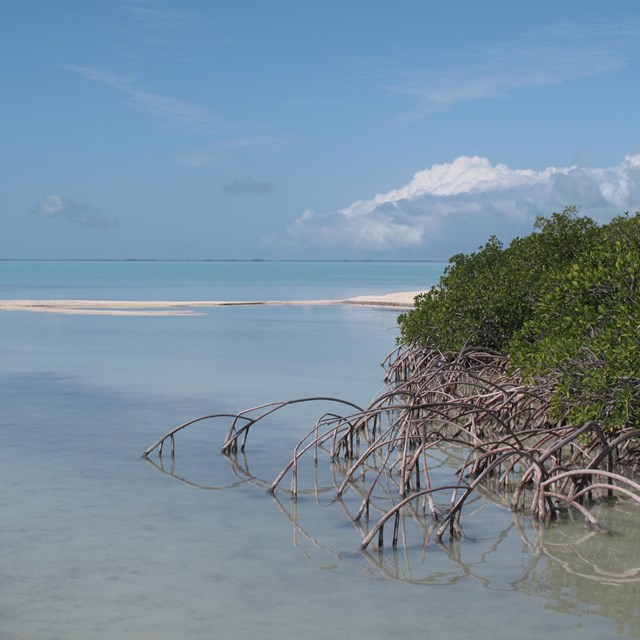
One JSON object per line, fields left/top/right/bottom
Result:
{"left": 398, "top": 207, "right": 599, "bottom": 352}
{"left": 398, "top": 207, "right": 640, "bottom": 434}
{"left": 510, "top": 213, "right": 640, "bottom": 433}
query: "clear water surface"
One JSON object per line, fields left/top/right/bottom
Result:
{"left": 0, "top": 259, "right": 446, "bottom": 301}
{"left": 1, "top": 261, "right": 639, "bottom": 640}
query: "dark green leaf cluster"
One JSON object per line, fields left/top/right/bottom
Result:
{"left": 397, "top": 207, "right": 640, "bottom": 433}
{"left": 510, "top": 213, "right": 640, "bottom": 432}
{"left": 398, "top": 207, "right": 599, "bottom": 352}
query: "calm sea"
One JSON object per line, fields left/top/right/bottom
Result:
{"left": 1, "top": 261, "right": 639, "bottom": 640}
{"left": 0, "top": 259, "right": 445, "bottom": 300}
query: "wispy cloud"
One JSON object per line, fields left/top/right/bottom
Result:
{"left": 117, "top": 1, "right": 216, "bottom": 62}
{"left": 223, "top": 176, "right": 275, "bottom": 196}
{"left": 30, "top": 194, "right": 118, "bottom": 228}
{"left": 174, "top": 136, "right": 296, "bottom": 167}
{"left": 391, "top": 19, "right": 640, "bottom": 119}
{"left": 174, "top": 150, "right": 218, "bottom": 167}
{"left": 122, "top": 1, "right": 201, "bottom": 38}
{"left": 287, "top": 154, "right": 640, "bottom": 257}
{"left": 65, "top": 64, "right": 212, "bottom": 130}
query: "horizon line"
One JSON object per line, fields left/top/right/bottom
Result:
{"left": 0, "top": 258, "right": 446, "bottom": 264}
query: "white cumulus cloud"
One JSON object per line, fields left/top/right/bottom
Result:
{"left": 287, "top": 154, "right": 640, "bottom": 258}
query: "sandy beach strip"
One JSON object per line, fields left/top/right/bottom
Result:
{"left": 0, "top": 291, "right": 426, "bottom": 316}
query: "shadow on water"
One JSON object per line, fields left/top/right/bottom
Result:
{"left": 144, "top": 426, "right": 640, "bottom": 639}
{"left": 147, "top": 440, "right": 640, "bottom": 638}
{"left": 4, "top": 331, "right": 640, "bottom": 638}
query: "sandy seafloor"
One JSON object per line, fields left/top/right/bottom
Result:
{"left": 1, "top": 261, "right": 640, "bottom": 640}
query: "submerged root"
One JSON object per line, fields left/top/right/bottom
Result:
{"left": 144, "top": 345, "right": 640, "bottom": 550}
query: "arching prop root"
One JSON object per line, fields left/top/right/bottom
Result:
{"left": 144, "top": 345, "right": 640, "bottom": 549}
{"left": 142, "top": 396, "right": 365, "bottom": 460}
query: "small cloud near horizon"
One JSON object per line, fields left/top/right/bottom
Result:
{"left": 222, "top": 176, "right": 276, "bottom": 196}
{"left": 30, "top": 194, "right": 118, "bottom": 228}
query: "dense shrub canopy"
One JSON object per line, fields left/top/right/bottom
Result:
{"left": 398, "top": 207, "right": 599, "bottom": 352}
{"left": 398, "top": 207, "right": 640, "bottom": 433}
{"left": 510, "top": 213, "right": 640, "bottom": 432}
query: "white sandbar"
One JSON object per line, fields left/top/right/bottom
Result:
{"left": 0, "top": 291, "right": 426, "bottom": 316}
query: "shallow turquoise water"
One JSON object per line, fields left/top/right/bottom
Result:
{"left": 0, "top": 259, "right": 446, "bottom": 300}
{"left": 1, "top": 262, "right": 639, "bottom": 640}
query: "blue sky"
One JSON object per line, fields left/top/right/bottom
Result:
{"left": 2, "top": 0, "right": 640, "bottom": 259}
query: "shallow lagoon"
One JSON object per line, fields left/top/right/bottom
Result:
{"left": 1, "top": 262, "right": 639, "bottom": 639}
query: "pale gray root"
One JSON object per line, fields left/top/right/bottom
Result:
{"left": 143, "top": 344, "right": 640, "bottom": 550}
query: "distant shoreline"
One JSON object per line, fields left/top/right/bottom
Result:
{"left": 0, "top": 291, "right": 426, "bottom": 316}
{"left": 0, "top": 258, "right": 445, "bottom": 263}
